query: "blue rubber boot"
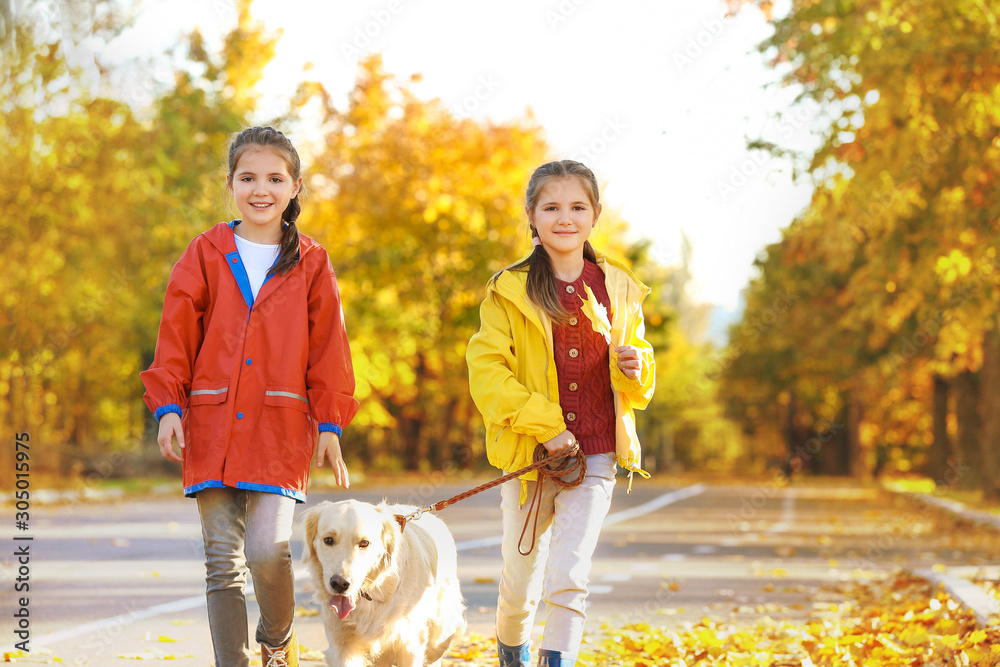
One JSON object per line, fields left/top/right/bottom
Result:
{"left": 537, "top": 648, "right": 576, "bottom": 666}
{"left": 497, "top": 637, "right": 531, "bottom": 667}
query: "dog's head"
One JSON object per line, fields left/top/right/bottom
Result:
{"left": 301, "top": 500, "right": 400, "bottom": 620}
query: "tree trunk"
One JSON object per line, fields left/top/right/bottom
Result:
{"left": 952, "top": 370, "right": 982, "bottom": 490}
{"left": 428, "top": 397, "right": 458, "bottom": 470}
{"left": 782, "top": 391, "right": 797, "bottom": 477}
{"left": 822, "top": 405, "right": 851, "bottom": 476}
{"left": 978, "top": 328, "right": 1000, "bottom": 501}
{"left": 847, "top": 389, "right": 868, "bottom": 478}
{"left": 925, "top": 374, "right": 951, "bottom": 483}
{"left": 400, "top": 414, "right": 423, "bottom": 471}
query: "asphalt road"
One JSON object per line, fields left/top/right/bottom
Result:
{"left": 2, "top": 475, "right": 994, "bottom": 665}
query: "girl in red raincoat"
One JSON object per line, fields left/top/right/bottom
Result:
{"left": 141, "top": 126, "right": 358, "bottom": 667}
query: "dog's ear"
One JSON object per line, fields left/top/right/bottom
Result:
{"left": 378, "top": 504, "right": 400, "bottom": 559}
{"left": 300, "top": 501, "right": 331, "bottom": 565}
{"left": 367, "top": 504, "right": 401, "bottom": 597}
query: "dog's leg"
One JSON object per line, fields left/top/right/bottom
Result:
{"left": 324, "top": 644, "right": 368, "bottom": 667}
{"left": 394, "top": 652, "right": 423, "bottom": 667}
{"left": 323, "top": 626, "right": 369, "bottom": 667}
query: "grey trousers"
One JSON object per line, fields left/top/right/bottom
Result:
{"left": 196, "top": 487, "right": 296, "bottom": 667}
{"left": 496, "top": 452, "right": 616, "bottom": 654}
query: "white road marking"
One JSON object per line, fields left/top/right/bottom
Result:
{"left": 768, "top": 493, "right": 796, "bottom": 534}
{"left": 18, "top": 594, "right": 206, "bottom": 648}
{"left": 603, "top": 483, "right": 707, "bottom": 527}
{"left": 455, "top": 534, "right": 503, "bottom": 550}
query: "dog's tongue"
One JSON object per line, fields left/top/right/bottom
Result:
{"left": 328, "top": 594, "right": 355, "bottom": 620}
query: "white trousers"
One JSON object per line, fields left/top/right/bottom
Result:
{"left": 496, "top": 452, "right": 616, "bottom": 654}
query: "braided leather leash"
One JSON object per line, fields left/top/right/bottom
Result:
{"left": 394, "top": 444, "right": 587, "bottom": 555}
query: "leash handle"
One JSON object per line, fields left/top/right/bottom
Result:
{"left": 517, "top": 445, "right": 587, "bottom": 555}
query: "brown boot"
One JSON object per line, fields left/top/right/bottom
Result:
{"left": 261, "top": 629, "right": 298, "bottom": 667}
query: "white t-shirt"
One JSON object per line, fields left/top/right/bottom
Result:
{"left": 234, "top": 235, "right": 280, "bottom": 300}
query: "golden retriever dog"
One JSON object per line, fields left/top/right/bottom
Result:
{"left": 301, "top": 500, "right": 466, "bottom": 667}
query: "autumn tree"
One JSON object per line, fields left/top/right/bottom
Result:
{"left": 0, "top": 0, "right": 284, "bottom": 476}
{"left": 724, "top": 0, "right": 1000, "bottom": 494}
{"left": 0, "top": 0, "right": 154, "bottom": 471}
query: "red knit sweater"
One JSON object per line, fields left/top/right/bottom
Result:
{"left": 552, "top": 260, "right": 616, "bottom": 455}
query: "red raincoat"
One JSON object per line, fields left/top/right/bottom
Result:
{"left": 141, "top": 222, "right": 359, "bottom": 501}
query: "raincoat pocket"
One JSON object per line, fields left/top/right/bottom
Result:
{"left": 188, "top": 382, "right": 229, "bottom": 406}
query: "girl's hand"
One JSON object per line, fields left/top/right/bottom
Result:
{"left": 157, "top": 412, "right": 184, "bottom": 463}
{"left": 541, "top": 430, "right": 580, "bottom": 457}
{"left": 616, "top": 345, "right": 643, "bottom": 381}
{"left": 316, "top": 431, "right": 350, "bottom": 489}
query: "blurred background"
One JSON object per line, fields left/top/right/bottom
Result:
{"left": 1, "top": 0, "right": 998, "bottom": 501}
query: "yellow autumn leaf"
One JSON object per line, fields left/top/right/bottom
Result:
{"left": 898, "top": 625, "right": 930, "bottom": 646}
{"left": 967, "top": 629, "right": 988, "bottom": 644}
{"left": 295, "top": 606, "right": 320, "bottom": 617}
{"left": 838, "top": 634, "right": 866, "bottom": 646}
{"left": 580, "top": 284, "right": 612, "bottom": 344}
{"left": 694, "top": 628, "right": 723, "bottom": 648}
{"left": 298, "top": 646, "right": 326, "bottom": 660}
{"left": 158, "top": 636, "right": 177, "bottom": 643}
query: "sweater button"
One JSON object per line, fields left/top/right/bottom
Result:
{"left": 236, "top": 412, "right": 244, "bottom": 419}
{"left": 570, "top": 317, "right": 578, "bottom": 325}
{"left": 246, "top": 358, "right": 252, "bottom": 365}
{"left": 568, "top": 348, "right": 579, "bottom": 358}
{"left": 565, "top": 285, "right": 575, "bottom": 294}
{"left": 569, "top": 382, "right": 578, "bottom": 391}
{"left": 566, "top": 412, "right": 577, "bottom": 422}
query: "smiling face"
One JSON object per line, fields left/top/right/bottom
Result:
{"left": 227, "top": 146, "right": 302, "bottom": 243}
{"left": 528, "top": 176, "right": 602, "bottom": 261}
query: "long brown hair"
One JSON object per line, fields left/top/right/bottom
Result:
{"left": 226, "top": 126, "right": 304, "bottom": 276}
{"left": 493, "top": 160, "right": 600, "bottom": 325}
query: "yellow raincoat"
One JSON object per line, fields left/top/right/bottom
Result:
{"left": 466, "top": 253, "right": 655, "bottom": 491}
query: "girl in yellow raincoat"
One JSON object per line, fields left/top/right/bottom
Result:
{"left": 466, "top": 160, "right": 655, "bottom": 667}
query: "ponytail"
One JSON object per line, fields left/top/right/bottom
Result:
{"left": 270, "top": 196, "right": 301, "bottom": 277}
{"left": 494, "top": 234, "right": 597, "bottom": 325}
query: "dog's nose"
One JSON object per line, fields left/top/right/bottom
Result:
{"left": 329, "top": 575, "right": 350, "bottom": 594}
